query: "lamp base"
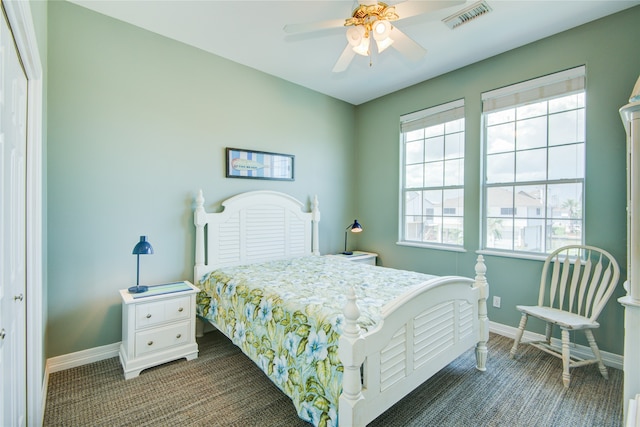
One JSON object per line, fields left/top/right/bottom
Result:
{"left": 128, "top": 285, "right": 148, "bottom": 294}
{"left": 342, "top": 251, "right": 353, "bottom": 255}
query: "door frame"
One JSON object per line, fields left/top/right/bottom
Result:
{"left": 3, "top": 1, "right": 44, "bottom": 425}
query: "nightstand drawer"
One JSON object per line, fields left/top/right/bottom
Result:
{"left": 120, "top": 281, "right": 199, "bottom": 379}
{"left": 135, "top": 321, "right": 191, "bottom": 356}
{"left": 135, "top": 296, "right": 191, "bottom": 329}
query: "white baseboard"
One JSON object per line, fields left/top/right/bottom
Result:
{"left": 489, "top": 321, "right": 623, "bottom": 370}
{"left": 46, "top": 342, "right": 121, "bottom": 374}
{"left": 43, "top": 322, "right": 623, "bottom": 374}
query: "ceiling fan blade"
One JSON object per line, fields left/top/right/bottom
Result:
{"left": 283, "top": 18, "right": 346, "bottom": 34}
{"left": 394, "top": 0, "right": 465, "bottom": 20}
{"left": 332, "top": 44, "right": 357, "bottom": 73}
{"left": 390, "top": 27, "right": 427, "bottom": 62}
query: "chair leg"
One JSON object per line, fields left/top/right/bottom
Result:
{"left": 544, "top": 322, "right": 553, "bottom": 344}
{"left": 510, "top": 313, "right": 528, "bottom": 358}
{"left": 585, "top": 329, "right": 608, "bottom": 380}
{"left": 561, "top": 329, "right": 572, "bottom": 387}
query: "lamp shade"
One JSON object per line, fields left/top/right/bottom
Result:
{"left": 349, "top": 219, "right": 363, "bottom": 233}
{"left": 132, "top": 236, "right": 154, "bottom": 255}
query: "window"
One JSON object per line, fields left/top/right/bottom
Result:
{"left": 400, "top": 99, "right": 465, "bottom": 248}
{"left": 481, "top": 66, "right": 585, "bottom": 255}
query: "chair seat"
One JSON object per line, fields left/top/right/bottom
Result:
{"left": 510, "top": 245, "right": 620, "bottom": 387}
{"left": 516, "top": 305, "right": 600, "bottom": 330}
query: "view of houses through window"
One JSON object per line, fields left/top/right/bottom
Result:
{"left": 398, "top": 67, "right": 586, "bottom": 256}
{"left": 400, "top": 99, "right": 465, "bottom": 248}
{"left": 482, "top": 66, "right": 586, "bottom": 254}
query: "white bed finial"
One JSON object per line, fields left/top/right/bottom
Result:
{"left": 474, "top": 254, "right": 489, "bottom": 371}
{"left": 312, "top": 195, "right": 320, "bottom": 255}
{"left": 342, "top": 287, "right": 360, "bottom": 336}
{"left": 196, "top": 189, "right": 204, "bottom": 211}
{"left": 194, "top": 189, "right": 206, "bottom": 282}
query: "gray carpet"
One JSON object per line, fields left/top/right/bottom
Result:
{"left": 44, "top": 331, "right": 623, "bottom": 426}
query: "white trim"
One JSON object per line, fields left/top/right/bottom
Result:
{"left": 44, "top": 322, "right": 623, "bottom": 374}
{"left": 489, "top": 321, "right": 623, "bottom": 370}
{"left": 46, "top": 342, "right": 121, "bottom": 374}
{"left": 481, "top": 65, "right": 585, "bottom": 111}
{"left": 2, "top": 2, "right": 44, "bottom": 426}
{"left": 396, "top": 241, "right": 467, "bottom": 253}
{"left": 400, "top": 98, "right": 465, "bottom": 131}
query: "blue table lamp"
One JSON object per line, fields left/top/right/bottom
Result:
{"left": 129, "top": 235, "right": 154, "bottom": 293}
{"left": 343, "top": 219, "right": 363, "bottom": 255}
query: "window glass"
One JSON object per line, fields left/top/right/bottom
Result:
{"left": 481, "top": 66, "right": 585, "bottom": 255}
{"left": 400, "top": 100, "right": 465, "bottom": 248}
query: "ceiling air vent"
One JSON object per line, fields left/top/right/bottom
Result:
{"left": 442, "top": 1, "right": 492, "bottom": 30}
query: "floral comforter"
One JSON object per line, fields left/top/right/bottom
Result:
{"left": 195, "top": 255, "right": 436, "bottom": 427}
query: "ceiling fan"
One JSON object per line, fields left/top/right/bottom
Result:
{"left": 284, "top": 1, "right": 465, "bottom": 73}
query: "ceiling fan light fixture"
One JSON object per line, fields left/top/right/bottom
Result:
{"left": 373, "top": 19, "right": 391, "bottom": 39}
{"left": 372, "top": 19, "right": 394, "bottom": 52}
{"left": 347, "top": 25, "right": 370, "bottom": 56}
{"left": 353, "top": 36, "right": 370, "bottom": 56}
{"left": 346, "top": 25, "right": 365, "bottom": 46}
{"left": 375, "top": 36, "right": 393, "bottom": 53}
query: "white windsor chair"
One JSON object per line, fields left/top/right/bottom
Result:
{"left": 509, "top": 244, "right": 620, "bottom": 387}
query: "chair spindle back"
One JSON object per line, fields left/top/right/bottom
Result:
{"left": 538, "top": 245, "right": 620, "bottom": 321}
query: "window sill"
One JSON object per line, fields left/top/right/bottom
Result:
{"left": 476, "top": 249, "right": 547, "bottom": 262}
{"left": 396, "top": 241, "right": 467, "bottom": 253}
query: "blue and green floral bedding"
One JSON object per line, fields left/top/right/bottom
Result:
{"left": 195, "top": 255, "right": 436, "bottom": 427}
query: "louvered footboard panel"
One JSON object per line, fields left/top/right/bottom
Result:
{"left": 380, "top": 326, "right": 408, "bottom": 391}
{"left": 378, "top": 299, "right": 475, "bottom": 392}
{"left": 414, "top": 302, "right": 456, "bottom": 368}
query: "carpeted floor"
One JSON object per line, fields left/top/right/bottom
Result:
{"left": 43, "top": 331, "right": 623, "bottom": 426}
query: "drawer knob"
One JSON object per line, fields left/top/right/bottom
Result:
{"left": 178, "top": 307, "right": 184, "bottom": 312}
{"left": 176, "top": 334, "right": 182, "bottom": 339}
{"left": 146, "top": 314, "right": 152, "bottom": 319}
{"left": 147, "top": 341, "right": 154, "bottom": 346}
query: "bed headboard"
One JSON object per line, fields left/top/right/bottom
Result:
{"left": 193, "top": 190, "right": 320, "bottom": 282}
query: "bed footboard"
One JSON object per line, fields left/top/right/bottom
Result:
{"left": 339, "top": 255, "right": 489, "bottom": 427}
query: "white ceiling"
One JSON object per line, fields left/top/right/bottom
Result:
{"left": 69, "top": 0, "right": 639, "bottom": 105}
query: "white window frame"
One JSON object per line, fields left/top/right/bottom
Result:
{"left": 398, "top": 99, "right": 465, "bottom": 250}
{"left": 480, "top": 66, "right": 586, "bottom": 257}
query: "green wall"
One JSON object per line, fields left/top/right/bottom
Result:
{"left": 355, "top": 6, "right": 640, "bottom": 355}
{"left": 47, "top": 2, "right": 640, "bottom": 358}
{"left": 47, "top": 2, "right": 355, "bottom": 357}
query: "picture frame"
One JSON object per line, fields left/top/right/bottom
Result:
{"left": 225, "top": 147, "right": 294, "bottom": 181}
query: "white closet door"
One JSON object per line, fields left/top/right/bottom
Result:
{"left": 0, "top": 7, "right": 28, "bottom": 427}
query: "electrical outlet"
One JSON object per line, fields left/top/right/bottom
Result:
{"left": 493, "top": 296, "right": 501, "bottom": 308}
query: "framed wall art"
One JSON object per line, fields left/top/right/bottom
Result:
{"left": 225, "top": 147, "right": 294, "bottom": 181}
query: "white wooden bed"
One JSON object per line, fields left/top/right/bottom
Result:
{"left": 193, "top": 189, "right": 489, "bottom": 427}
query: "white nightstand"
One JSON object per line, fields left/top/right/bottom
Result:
{"left": 332, "top": 251, "right": 378, "bottom": 265}
{"left": 119, "top": 281, "right": 199, "bottom": 379}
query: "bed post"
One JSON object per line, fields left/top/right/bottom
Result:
{"left": 474, "top": 255, "right": 489, "bottom": 371}
{"left": 338, "top": 287, "right": 365, "bottom": 427}
{"left": 194, "top": 189, "right": 206, "bottom": 282}
{"left": 311, "top": 195, "right": 320, "bottom": 255}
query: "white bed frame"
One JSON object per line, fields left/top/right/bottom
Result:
{"left": 194, "top": 190, "right": 489, "bottom": 427}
